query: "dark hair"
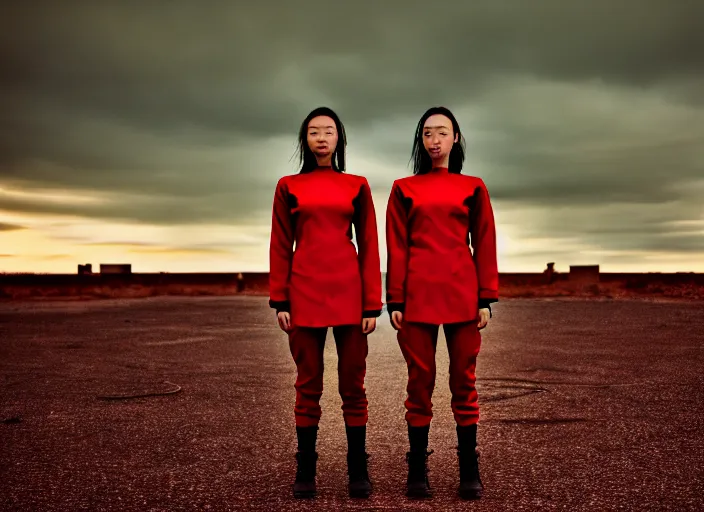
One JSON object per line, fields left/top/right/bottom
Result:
{"left": 410, "top": 106, "right": 466, "bottom": 175}
{"left": 295, "top": 106, "right": 347, "bottom": 173}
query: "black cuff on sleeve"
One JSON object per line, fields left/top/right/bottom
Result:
{"left": 386, "top": 302, "right": 405, "bottom": 314}
{"left": 478, "top": 298, "right": 497, "bottom": 318}
{"left": 363, "top": 309, "right": 382, "bottom": 318}
{"left": 386, "top": 302, "right": 404, "bottom": 321}
{"left": 269, "top": 300, "right": 290, "bottom": 313}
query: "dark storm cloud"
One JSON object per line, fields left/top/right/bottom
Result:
{"left": 1, "top": 0, "right": 703, "bottom": 261}
{"left": 498, "top": 198, "right": 704, "bottom": 260}
{"left": 4, "top": 1, "right": 703, "bottom": 135}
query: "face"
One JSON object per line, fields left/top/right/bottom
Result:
{"left": 422, "top": 114, "right": 458, "bottom": 161}
{"left": 306, "top": 115, "right": 338, "bottom": 157}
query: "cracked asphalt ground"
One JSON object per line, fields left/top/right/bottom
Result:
{"left": 1, "top": 297, "right": 703, "bottom": 511}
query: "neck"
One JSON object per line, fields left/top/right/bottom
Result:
{"left": 316, "top": 155, "right": 333, "bottom": 167}
{"left": 431, "top": 156, "right": 449, "bottom": 169}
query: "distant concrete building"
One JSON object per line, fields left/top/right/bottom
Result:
{"left": 78, "top": 264, "right": 93, "bottom": 275}
{"left": 569, "top": 265, "right": 600, "bottom": 283}
{"left": 100, "top": 264, "right": 132, "bottom": 274}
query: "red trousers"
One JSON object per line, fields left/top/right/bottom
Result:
{"left": 288, "top": 325, "right": 368, "bottom": 427}
{"left": 397, "top": 320, "right": 482, "bottom": 427}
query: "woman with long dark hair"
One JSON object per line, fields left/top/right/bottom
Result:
{"left": 269, "top": 106, "right": 382, "bottom": 499}
{"left": 385, "top": 106, "right": 499, "bottom": 500}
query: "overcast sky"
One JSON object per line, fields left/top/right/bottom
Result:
{"left": 1, "top": 1, "right": 703, "bottom": 273}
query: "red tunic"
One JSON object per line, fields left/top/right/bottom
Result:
{"left": 269, "top": 166, "right": 383, "bottom": 328}
{"left": 385, "top": 167, "right": 499, "bottom": 325}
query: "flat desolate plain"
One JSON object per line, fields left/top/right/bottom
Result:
{"left": 1, "top": 297, "right": 702, "bottom": 511}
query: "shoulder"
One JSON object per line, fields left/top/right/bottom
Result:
{"left": 276, "top": 173, "right": 297, "bottom": 184}
{"left": 460, "top": 174, "right": 489, "bottom": 190}
{"left": 391, "top": 175, "right": 416, "bottom": 190}
{"left": 344, "top": 172, "right": 369, "bottom": 185}
{"left": 276, "top": 172, "right": 305, "bottom": 186}
{"left": 275, "top": 175, "right": 291, "bottom": 189}
{"left": 395, "top": 174, "right": 415, "bottom": 184}
{"left": 275, "top": 174, "right": 304, "bottom": 197}
{"left": 344, "top": 173, "right": 373, "bottom": 193}
{"left": 463, "top": 173, "right": 485, "bottom": 183}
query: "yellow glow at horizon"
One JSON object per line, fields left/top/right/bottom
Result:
{"left": 0, "top": 186, "right": 107, "bottom": 205}
{"left": 2, "top": 210, "right": 704, "bottom": 274}
{"left": 0, "top": 211, "right": 270, "bottom": 273}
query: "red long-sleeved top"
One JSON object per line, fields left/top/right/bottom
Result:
{"left": 385, "top": 167, "right": 499, "bottom": 325}
{"left": 269, "top": 166, "right": 383, "bottom": 327}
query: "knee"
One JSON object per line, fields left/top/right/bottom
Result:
{"left": 339, "top": 360, "right": 366, "bottom": 382}
{"left": 339, "top": 370, "right": 366, "bottom": 396}
{"left": 340, "top": 388, "right": 367, "bottom": 403}
{"left": 296, "top": 371, "right": 324, "bottom": 394}
{"left": 409, "top": 364, "right": 435, "bottom": 385}
{"left": 449, "top": 376, "right": 477, "bottom": 397}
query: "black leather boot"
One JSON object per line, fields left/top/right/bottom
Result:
{"left": 346, "top": 425, "right": 372, "bottom": 498}
{"left": 406, "top": 425, "right": 433, "bottom": 498}
{"left": 293, "top": 426, "right": 318, "bottom": 499}
{"left": 457, "top": 424, "right": 483, "bottom": 499}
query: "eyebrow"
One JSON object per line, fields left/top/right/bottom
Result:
{"left": 424, "top": 125, "right": 450, "bottom": 130}
{"left": 308, "top": 125, "right": 336, "bottom": 129}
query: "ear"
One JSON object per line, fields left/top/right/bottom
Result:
{"left": 454, "top": 133, "right": 459, "bottom": 143}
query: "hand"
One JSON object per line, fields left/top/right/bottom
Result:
{"left": 391, "top": 311, "right": 403, "bottom": 330}
{"left": 277, "top": 311, "right": 292, "bottom": 332}
{"left": 362, "top": 317, "right": 376, "bottom": 334}
{"left": 477, "top": 308, "right": 490, "bottom": 330}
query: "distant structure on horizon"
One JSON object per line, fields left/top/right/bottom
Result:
{"left": 100, "top": 264, "right": 132, "bottom": 275}
{"left": 77, "top": 263, "right": 132, "bottom": 275}
{"left": 71, "top": 262, "right": 604, "bottom": 280}
{"left": 569, "top": 264, "right": 600, "bottom": 283}
{"left": 539, "top": 262, "right": 601, "bottom": 284}
{"left": 543, "top": 262, "right": 556, "bottom": 283}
